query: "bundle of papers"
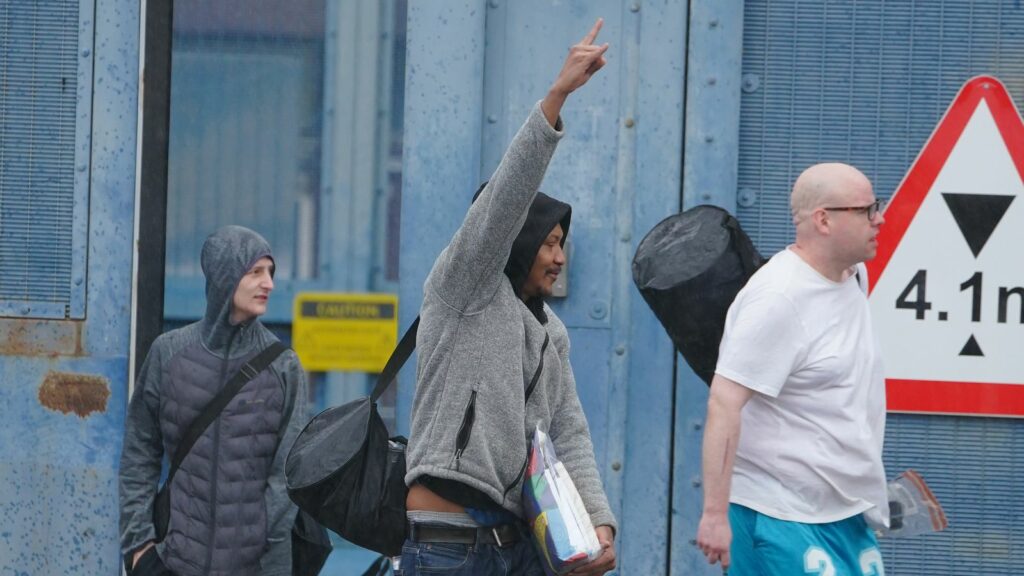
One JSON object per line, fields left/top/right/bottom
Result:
{"left": 522, "top": 426, "right": 601, "bottom": 575}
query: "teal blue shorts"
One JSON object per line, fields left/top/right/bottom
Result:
{"left": 728, "top": 504, "right": 885, "bottom": 576}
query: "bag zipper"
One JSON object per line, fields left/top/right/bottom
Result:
{"left": 453, "top": 390, "right": 477, "bottom": 470}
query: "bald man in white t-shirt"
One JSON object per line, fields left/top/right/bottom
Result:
{"left": 696, "top": 163, "right": 891, "bottom": 576}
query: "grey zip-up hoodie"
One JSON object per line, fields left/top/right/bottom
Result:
{"left": 405, "top": 102, "right": 616, "bottom": 531}
{"left": 119, "top": 226, "right": 306, "bottom": 575}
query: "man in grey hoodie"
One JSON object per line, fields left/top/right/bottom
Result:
{"left": 403, "top": 19, "right": 616, "bottom": 576}
{"left": 119, "top": 225, "right": 307, "bottom": 575}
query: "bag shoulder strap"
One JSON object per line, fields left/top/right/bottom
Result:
{"left": 370, "top": 316, "right": 420, "bottom": 403}
{"left": 367, "top": 315, "right": 545, "bottom": 405}
{"left": 167, "top": 341, "right": 288, "bottom": 482}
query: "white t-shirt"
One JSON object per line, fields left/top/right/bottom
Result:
{"left": 716, "top": 247, "right": 889, "bottom": 527}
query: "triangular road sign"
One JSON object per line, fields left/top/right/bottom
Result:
{"left": 867, "top": 76, "right": 1024, "bottom": 418}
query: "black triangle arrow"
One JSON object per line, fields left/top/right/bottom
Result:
{"left": 959, "top": 334, "right": 984, "bottom": 357}
{"left": 941, "top": 193, "right": 1015, "bottom": 257}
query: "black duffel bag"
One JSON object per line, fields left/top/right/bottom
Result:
{"left": 632, "top": 205, "right": 764, "bottom": 385}
{"left": 285, "top": 318, "right": 419, "bottom": 557}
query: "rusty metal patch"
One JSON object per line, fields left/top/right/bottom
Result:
{"left": 38, "top": 372, "right": 110, "bottom": 417}
{"left": 0, "top": 319, "right": 83, "bottom": 357}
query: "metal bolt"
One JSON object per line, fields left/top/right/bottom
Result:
{"left": 689, "top": 539, "right": 697, "bottom": 546}
{"left": 692, "top": 477, "right": 702, "bottom": 488}
{"left": 81, "top": 49, "right": 91, "bottom": 57}
{"left": 21, "top": 306, "right": 31, "bottom": 315}
{"left": 612, "top": 461, "right": 622, "bottom": 471}
{"left": 620, "top": 232, "right": 631, "bottom": 242}
{"left": 707, "top": 77, "right": 717, "bottom": 86}
{"left": 624, "top": 117, "right": 635, "bottom": 128}
{"left": 77, "top": 164, "right": 87, "bottom": 172}
{"left": 738, "top": 188, "right": 757, "bottom": 208}
{"left": 709, "top": 19, "right": 719, "bottom": 28}
{"left": 630, "top": 3, "right": 640, "bottom": 12}
{"left": 487, "top": 115, "right": 498, "bottom": 124}
{"left": 741, "top": 73, "right": 761, "bottom": 93}
{"left": 589, "top": 301, "right": 608, "bottom": 320}
{"left": 488, "top": 0, "right": 499, "bottom": 7}
{"left": 704, "top": 135, "right": 714, "bottom": 143}
{"left": 702, "top": 193, "right": 712, "bottom": 201}
{"left": 615, "top": 345, "right": 626, "bottom": 356}
{"left": 693, "top": 421, "right": 703, "bottom": 430}
{"left": 74, "top": 277, "right": 83, "bottom": 286}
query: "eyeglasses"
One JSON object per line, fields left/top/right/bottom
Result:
{"left": 822, "top": 199, "right": 885, "bottom": 220}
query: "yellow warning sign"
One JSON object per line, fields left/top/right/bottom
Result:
{"left": 292, "top": 293, "right": 398, "bottom": 372}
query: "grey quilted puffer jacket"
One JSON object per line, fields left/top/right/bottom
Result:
{"left": 119, "top": 226, "right": 307, "bottom": 576}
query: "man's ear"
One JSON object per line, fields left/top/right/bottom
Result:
{"left": 812, "top": 208, "right": 831, "bottom": 235}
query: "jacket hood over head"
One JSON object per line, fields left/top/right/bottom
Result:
{"left": 199, "top": 225, "right": 274, "bottom": 351}
{"left": 474, "top": 183, "right": 571, "bottom": 322}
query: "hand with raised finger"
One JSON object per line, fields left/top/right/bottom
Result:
{"left": 542, "top": 18, "right": 611, "bottom": 125}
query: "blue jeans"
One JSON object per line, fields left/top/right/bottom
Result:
{"left": 397, "top": 532, "right": 545, "bottom": 575}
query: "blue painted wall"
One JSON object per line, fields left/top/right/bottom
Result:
{"left": 0, "top": 0, "right": 139, "bottom": 573}
{"left": 3, "top": 1, "right": 1016, "bottom": 574}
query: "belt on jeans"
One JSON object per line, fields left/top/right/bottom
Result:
{"left": 408, "top": 522, "right": 521, "bottom": 548}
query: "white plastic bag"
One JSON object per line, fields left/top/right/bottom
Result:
{"left": 521, "top": 426, "right": 601, "bottom": 574}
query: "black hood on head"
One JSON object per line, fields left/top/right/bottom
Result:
{"left": 199, "top": 225, "right": 274, "bottom": 351}
{"left": 473, "top": 183, "right": 571, "bottom": 322}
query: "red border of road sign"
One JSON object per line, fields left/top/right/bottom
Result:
{"left": 867, "top": 76, "right": 1024, "bottom": 417}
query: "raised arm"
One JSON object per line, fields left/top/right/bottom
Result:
{"left": 431, "top": 19, "right": 609, "bottom": 312}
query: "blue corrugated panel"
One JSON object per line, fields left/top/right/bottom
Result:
{"left": 882, "top": 415, "right": 1024, "bottom": 573}
{"left": 739, "top": 2, "right": 1024, "bottom": 574}
{"left": 739, "top": 0, "right": 1024, "bottom": 255}
{"left": 0, "top": 1, "right": 80, "bottom": 317}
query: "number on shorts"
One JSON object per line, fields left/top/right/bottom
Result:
{"left": 804, "top": 547, "right": 836, "bottom": 576}
{"left": 859, "top": 548, "right": 885, "bottom": 576}
{"left": 803, "top": 546, "right": 885, "bottom": 576}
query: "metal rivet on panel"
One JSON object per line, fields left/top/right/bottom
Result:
{"left": 630, "top": 3, "right": 640, "bottom": 12}
{"left": 704, "top": 135, "right": 714, "bottom": 143}
{"left": 615, "top": 345, "right": 626, "bottom": 356}
{"left": 487, "top": 115, "right": 497, "bottom": 124}
{"left": 624, "top": 117, "right": 635, "bottom": 128}
{"left": 589, "top": 301, "right": 608, "bottom": 320}
{"left": 738, "top": 187, "right": 757, "bottom": 208}
{"left": 612, "top": 461, "right": 622, "bottom": 471}
{"left": 741, "top": 73, "right": 761, "bottom": 93}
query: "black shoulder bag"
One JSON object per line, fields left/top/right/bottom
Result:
{"left": 285, "top": 317, "right": 419, "bottom": 557}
